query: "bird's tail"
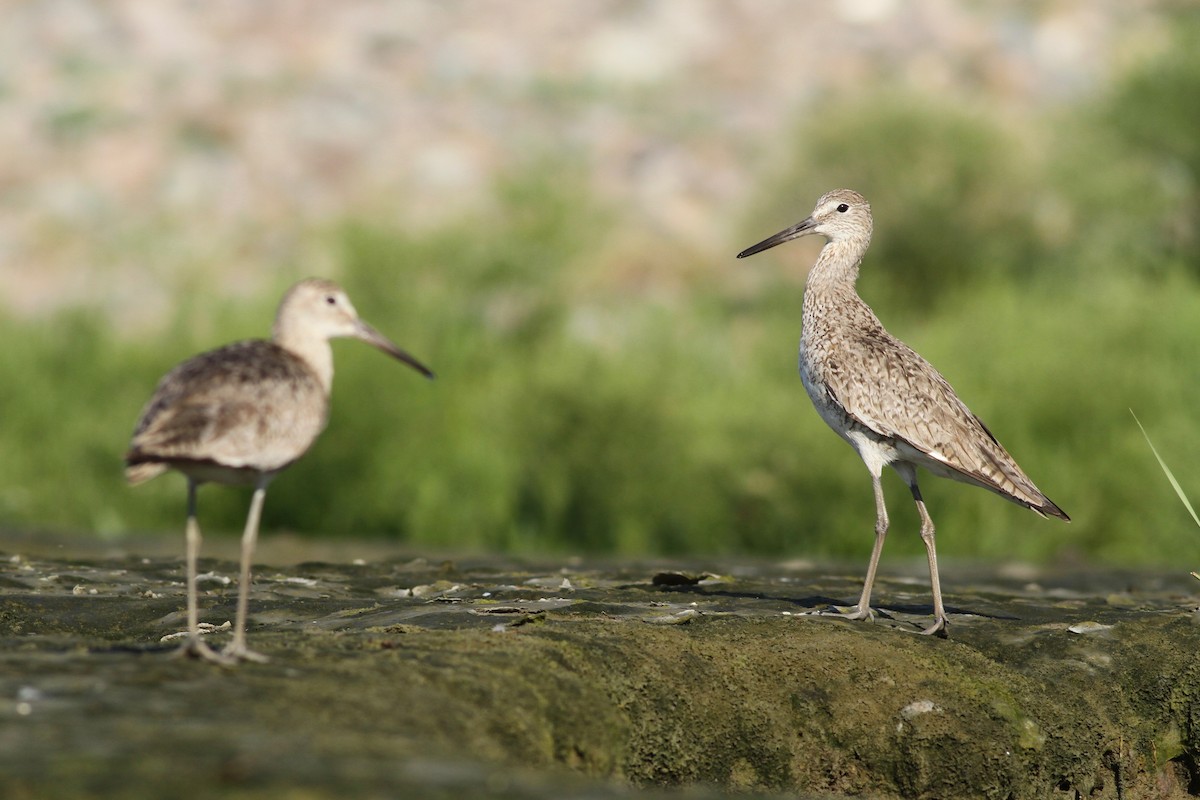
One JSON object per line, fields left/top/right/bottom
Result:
{"left": 124, "top": 457, "right": 168, "bottom": 486}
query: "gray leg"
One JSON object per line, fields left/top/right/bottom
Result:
{"left": 175, "top": 479, "right": 230, "bottom": 664}
{"left": 185, "top": 479, "right": 200, "bottom": 637}
{"left": 909, "top": 482, "right": 949, "bottom": 637}
{"left": 823, "top": 473, "right": 888, "bottom": 623}
{"left": 849, "top": 473, "right": 890, "bottom": 619}
{"left": 221, "top": 481, "right": 269, "bottom": 663}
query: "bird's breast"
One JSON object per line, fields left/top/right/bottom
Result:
{"left": 799, "top": 338, "right": 851, "bottom": 433}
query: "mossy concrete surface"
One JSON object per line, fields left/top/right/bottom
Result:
{"left": 0, "top": 539, "right": 1198, "bottom": 799}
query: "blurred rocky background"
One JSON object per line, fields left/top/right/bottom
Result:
{"left": 0, "top": 0, "right": 1165, "bottom": 321}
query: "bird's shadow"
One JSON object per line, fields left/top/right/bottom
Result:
{"left": 649, "top": 583, "right": 1019, "bottom": 622}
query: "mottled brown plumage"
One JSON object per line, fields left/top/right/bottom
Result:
{"left": 126, "top": 279, "right": 433, "bottom": 664}
{"left": 126, "top": 340, "right": 328, "bottom": 486}
{"left": 738, "top": 189, "right": 1067, "bottom": 636}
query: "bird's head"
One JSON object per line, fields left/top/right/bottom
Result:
{"left": 737, "top": 188, "right": 872, "bottom": 257}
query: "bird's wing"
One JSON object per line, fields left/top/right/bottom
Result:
{"left": 127, "top": 341, "right": 327, "bottom": 470}
{"left": 821, "top": 329, "right": 1065, "bottom": 517}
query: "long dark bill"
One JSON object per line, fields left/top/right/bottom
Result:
{"left": 355, "top": 320, "right": 436, "bottom": 379}
{"left": 736, "top": 216, "right": 818, "bottom": 259}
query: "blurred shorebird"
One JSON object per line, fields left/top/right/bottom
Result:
{"left": 126, "top": 279, "right": 434, "bottom": 664}
{"left": 737, "top": 189, "right": 1067, "bottom": 636}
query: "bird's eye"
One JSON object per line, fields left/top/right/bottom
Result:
{"left": 325, "top": 295, "right": 337, "bottom": 305}
{"left": 836, "top": 203, "right": 849, "bottom": 213}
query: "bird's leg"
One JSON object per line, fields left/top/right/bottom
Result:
{"left": 221, "top": 482, "right": 270, "bottom": 664}
{"left": 822, "top": 473, "right": 888, "bottom": 622}
{"left": 172, "top": 480, "right": 233, "bottom": 665}
{"left": 910, "top": 483, "right": 949, "bottom": 637}
{"left": 185, "top": 479, "right": 201, "bottom": 637}
{"left": 850, "top": 473, "right": 889, "bottom": 619}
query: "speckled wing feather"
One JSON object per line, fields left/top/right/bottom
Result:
{"left": 125, "top": 340, "right": 329, "bottom": 482}
{"left": 822, "top": 327, "right": 1068, "bottom": 519}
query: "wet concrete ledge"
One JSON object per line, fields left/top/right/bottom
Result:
{"left": 0, "top": 543, "right": 1198, "bottom": 799}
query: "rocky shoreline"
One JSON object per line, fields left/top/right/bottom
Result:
{"left": 1, "top": 547, "right": 1197, "bottom": 798}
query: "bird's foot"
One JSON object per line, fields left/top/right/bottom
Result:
{"left": 170, "top": 635, "right": 239, "bottom": 666}
{"left": 220, "top": 641, "right": 269, "bottom": 664}
{"left": 918, "top": 616, "right": 949, "bottom": 638}
{"left": 811, "top": 604, "right": 879, "bottom": 622}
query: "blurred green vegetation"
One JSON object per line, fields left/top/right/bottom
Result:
{"left": 3, "top": 14, "right": 1200, "bottom": 565}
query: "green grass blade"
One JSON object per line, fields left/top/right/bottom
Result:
{"left": 1131, "top": 409, "right": 1200, "bottom": 529}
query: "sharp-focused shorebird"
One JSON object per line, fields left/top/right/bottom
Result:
{"left": 737, "top": 189, "right": 1067, "bottom": 636}
{"left": 126, "top": 279, "right": 434, "bottom": 664}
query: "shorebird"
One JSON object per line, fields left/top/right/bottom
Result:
{"left": 737, "top": 189, "right": 1067, "bottom": 636}
{"left": 126, "top": 279, "right": 434, "bottom": 664}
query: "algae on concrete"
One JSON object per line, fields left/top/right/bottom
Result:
{"left": 1, "top": 543, "right": 1198, "bottom": 799}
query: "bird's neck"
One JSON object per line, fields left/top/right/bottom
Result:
{"left": 805, "top": 237, "right": 868, "bottom": 297}
{"left": 802, "top": 235, "right": 881, "bottom": 339}
{"left": 273, "top": 324, "right": 335, "bottom": 393}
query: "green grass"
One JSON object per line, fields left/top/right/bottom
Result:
{"left": 1133, "top": 410, "right": 1200, "bottom": 531}
{"left": 3, "top": 222, "right": 1199, "bottom": 565}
